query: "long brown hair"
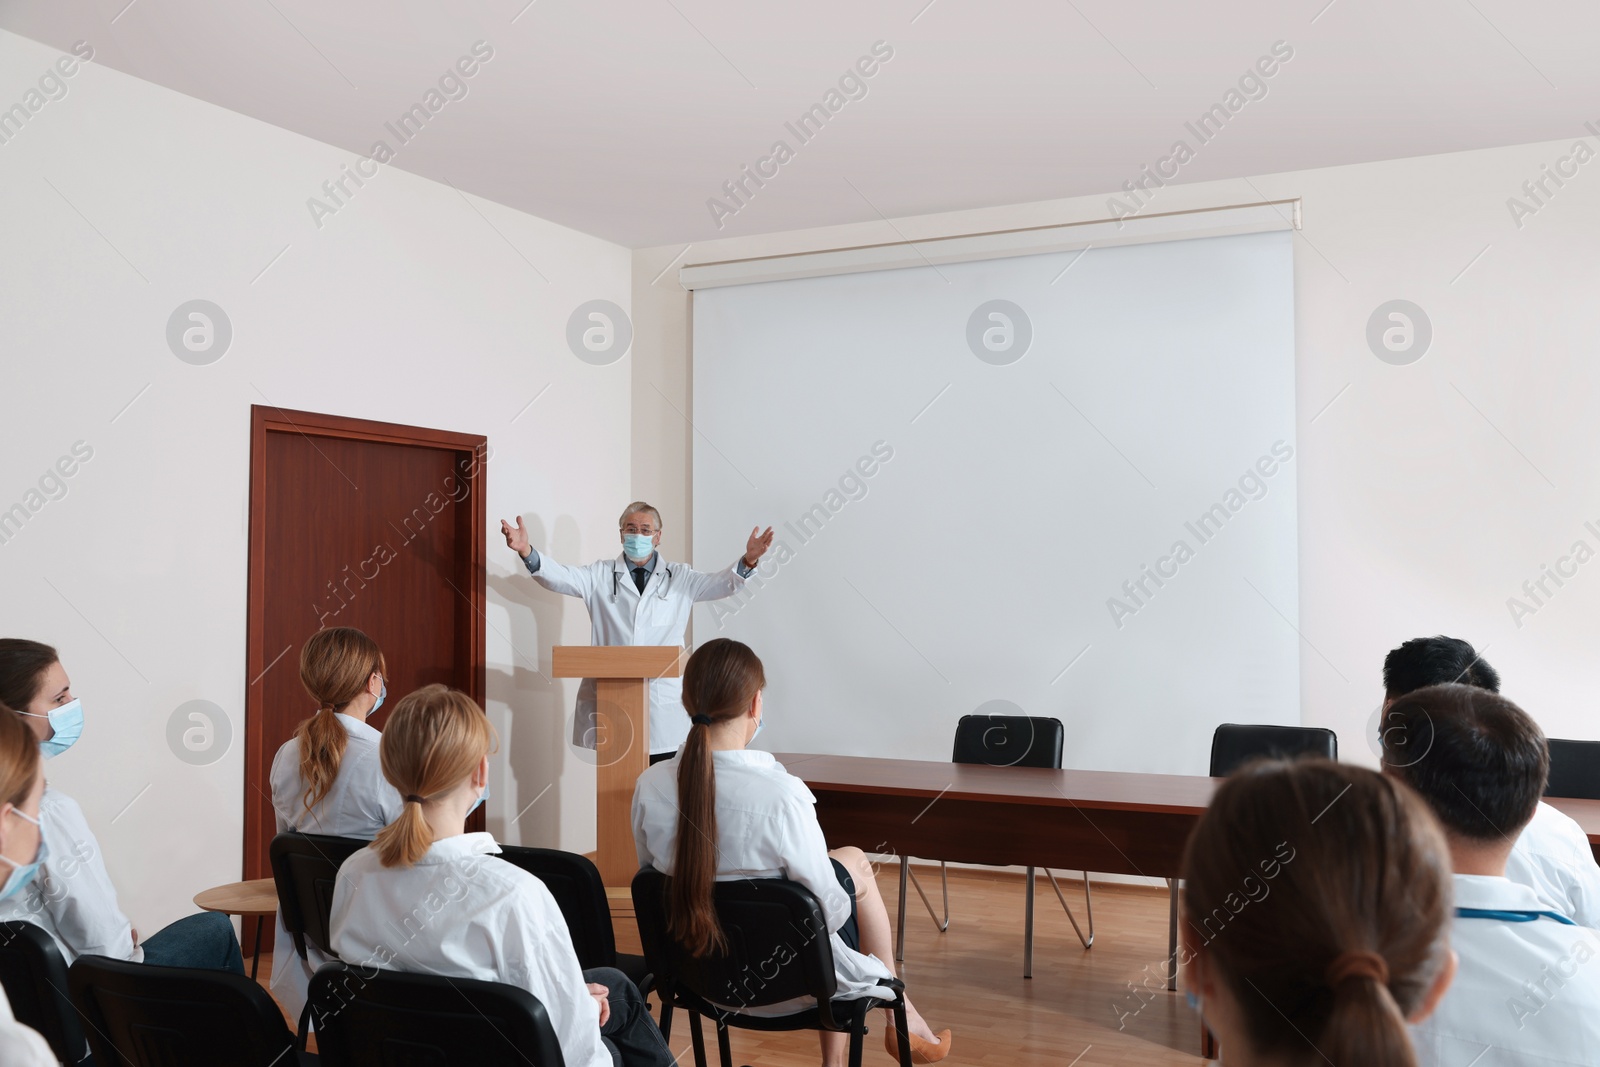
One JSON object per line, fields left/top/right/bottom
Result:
{"left": 371, "top": 684, "right": 495, "bottom": 868}
{"left": 670, "top": 638, "right": 766, "bottom": 957}
{"left": 294, "top": 628, "right": 386, "bottom": 816}
{"left": 0, "top": 703, "right": 40, "bottom": 808}
{"left": 1183, "top": 759, "right": 1452, "bottom": 1066}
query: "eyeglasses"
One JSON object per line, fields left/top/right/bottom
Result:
{"left": 622, "top": 525, "right": 657, "bottom": 535}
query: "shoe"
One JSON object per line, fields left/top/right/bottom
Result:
{"left": 884, "top": 1024, "right": 952, "bottom": 1063}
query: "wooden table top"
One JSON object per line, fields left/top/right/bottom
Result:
{"left": 194, "top": 877, "right": 278, "bottom": 916}
{"left": 777, "top": 752, "right": 1600, "bottom": 845}
{"left": 772, "top": 752, "right": 1218, "bottom": 815}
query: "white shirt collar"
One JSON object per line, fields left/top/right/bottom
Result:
{"left": 1453, "top": 872, "right": 1553, "bottom": 911}
{"left": 414, "top": 831, "right": 502, "bottom": 865}
{"left": 335, "top": 712, "right": 380, "bottom": 740}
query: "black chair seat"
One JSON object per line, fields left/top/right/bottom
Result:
{"left": 308, "top": 960, "right": 565, "bottom": 1066}
{"left": 1546, "top": 739, "right": 1600, "bottom": 799}
{"left": 0, "top": 921, "right": 89, "bottom": 1065}
{"left": 633, "top": 867, "right": 911, "bottom": 1067}
{"left": 1210, "top": 723, "right": 1338, "bottom": 778}
{"left": 68, "top": 954, "right": 315, "bottom": 1066}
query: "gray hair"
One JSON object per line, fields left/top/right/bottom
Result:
{"left": 618, "top": 501, "right": 663, "bottom": 530}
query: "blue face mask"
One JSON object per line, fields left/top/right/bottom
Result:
{"left": 22, "top": 699, "right": 83, "bottom": 759}
{"left": 0, "top": 809, "right": 46, "bottom": 902}
{"left": 469, "top": 779, "right": 490, "bottom": 815}
{"left": 622, "top": 534, "right": 655, "bottom": 561}
{"left": 750, "top": 716, "right": 764, "bottom": 744}
{"left": 373, "top": 679, "right": 386, "bottom": 714}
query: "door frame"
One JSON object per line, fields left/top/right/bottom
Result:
{"left": 243, "top": 404, "right": 488, "bottom": 884}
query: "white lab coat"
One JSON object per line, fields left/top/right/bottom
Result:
{"left": 527, "top": 551, "right": 748, "bottom": 754}
{"left": 0, "top": 986, "right": 54, "bottom": 1067}
{"left": 1411, "top": 874, "right": 1600, "bottom": 1066}
{"left": 632, "top": 748, "right": 896, "bottom": 1017}
{"left": 0, "top": 785, "right": 139, "bottom": 964}
{"left": 268, "top": 712, "right": 404, "bottom": 1021}
{"left": 329, "top": 832, "right": 613, "bottom": 1067}
{"left": 1506, "top": 800, "right": 1600, "bottom": 927}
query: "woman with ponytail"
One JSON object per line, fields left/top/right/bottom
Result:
{"left": 267, "top": 627, "right": 403, "bottom": 1019}
{"left": 632, "top": 638, "right": 952, "bottom": 1065}
{"left": 0, "top": 706, "right": 60, "bottom": 1066}
{"left": 1181, "top": 759, "right": 1457, "bottom": 1066}
{"left": 329, "top": 685, "right": 674, "bottom": 1067}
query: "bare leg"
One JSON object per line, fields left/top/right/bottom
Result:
{"left": 830, "top": 847, "right": 941, "bottom": 1046}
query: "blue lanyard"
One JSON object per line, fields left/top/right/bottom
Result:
{"left": 1456, "top": 907, "right": 1576, "bottom": 925}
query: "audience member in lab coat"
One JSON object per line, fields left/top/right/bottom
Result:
{"left": 268, "top": 626, "right": 404, "bottom": 1021}
{"left": 1384, "top": 683, "right": 1600, "bottom": 1065}
{"left": 1181, "top": 758, "right": 1457, "bottom": 1067}
{"left": 329, "top": 684, "right": 673, "bottom": 1067}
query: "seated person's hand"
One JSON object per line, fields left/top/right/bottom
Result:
{"left": 587, "top": 982, "right": 610, "bottom": 1027}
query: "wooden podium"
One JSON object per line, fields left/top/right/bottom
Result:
{"left": 552, "top": 645, "right": 684, "bottom": 886}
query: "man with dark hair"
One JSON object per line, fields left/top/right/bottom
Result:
{"left": 1384, "top": 684, "right": 1600, "bottom": 1064}
{"left": 1383, "top": 634, "right": 1501, "bottom": 699}
{"left": 1381, "top": 635, "right": 1600, "bottom": 926}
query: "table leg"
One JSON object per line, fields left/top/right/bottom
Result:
{"left": 896, "top": 856, "right": 909, "bottom": 963}
{"left": 250, "top": 915, "right": 264, "bottom": 982}
{"left": 1167, "top": 879, "right": 1179, "bottom": 992}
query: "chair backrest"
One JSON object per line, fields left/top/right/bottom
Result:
{"left": 952, "top": 715, "right": 1064, "bottom": 769}
{"left": 632, "top": 867, "right": 845, "bottom": 1028}
{"left": 1209, "top": 723, "right": 1338, "bottom": 778}
{"left": 0, "top": 922, "right": 88, "bottom": 1064}
{"left": 308, "top": 960, "right": 567, "bottom": 1066}
{"left": 495, "top": 845, "right": 618, "bottom": 971}
{"left": 269, "top": 831, "right": 369, "bottom": 960}
{"left": 1546, "top": 739, "right": 1600, "bottom": 799}
{"left": 68, "top": 954, "right": 299, "bottom": 1066}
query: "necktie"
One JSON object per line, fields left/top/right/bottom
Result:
{"left": 632, "top": 567, "right": 649, "bottom": 594}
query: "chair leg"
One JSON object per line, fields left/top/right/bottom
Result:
{"left": 1168, "top": 878, "right": 1180, "bottom": 991}
{"left": 659, "top": 998, "right": 673, "bottom": 1039}
{"left": 896, "top": 855, "right": 909, "bottom": 963}
{"left": 848, "top": 1020, "right": 866, "bottom": 1067}
{"left": 1023, "top": 867, "right": 1035, "bottom": 979}
{"left": 715, "top": 1017, "right": 733, "bottom": 1067}
{"left": 891, "top": 996, "right": 914, "bottom": 1067}
{"left": 1041, "top": 867, "right": 1095, "bottom": 950}
{"left": 906, "top": 863, "right": 951, "bottom": 932}
{"left": 689, "top": 1011, "right": 709, "bottom": 1067}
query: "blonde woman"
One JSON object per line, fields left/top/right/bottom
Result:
{"left": 0, "top": 705, "right": 72, "bottom": 1066}
{"left": 329, "top": 685, "right": 673, "bottom": 1067}
{"left": 268, "top": 627, "right": 404, "bottom": 1020}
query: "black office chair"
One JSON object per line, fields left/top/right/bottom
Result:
{"left": 1546, "top": 739, "right": 1600, "bottom": 799}
{"left": 1209, "top": 723, "right": 1338, "bottom": 778}
{"left": 495, "top": 845, "right": 651, "bottom": 992}
{"left": 269, "top": 831, "right": 368, "bottom": 963}
{"left": 896, "top": 715, "right": 1091, "bottom": 978}
{"left": 1168, "top": 724, "right": 1340, "bottom": 991}
{"left": 307, "top": 960, "right": 566, "bottom": 1066}
{"left": 68, "top": 955, "right": 316, "bottom": 1065}
{"left": 633, "top": 868, "right": 912, "bottom": 1067}
{"left": 0, "top": 921, "right": 90, "bottom": 1065}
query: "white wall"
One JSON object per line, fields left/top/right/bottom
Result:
{"left": 0, "top": 29, "right": 632, "bottom": 936}
{"left": 636, "top": 133, "right": 1600, "bottom": 770}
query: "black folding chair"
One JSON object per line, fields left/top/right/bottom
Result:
{"left": 896, "top": 714, "right": 1092, "bottom": 977}
{"left": 307, "top": 960, "right": 565, "bottom": 1066}
{"left": 633, "top": 868, "right": 912, "bottom": 1067}
{"left": 496, "top": 845, "right": 651, "bottom": 992}
{"left": 1546, "top": 738, "right": 1600, "bottom": 799}
{"left": 68, "top": 954, "right": 315, "bottom": 1065}
{"left": 268, "top": 832, "right": 369, "bottom": 965}
{"left": 0, "top": 921, "right": 90, "bottom": 1064}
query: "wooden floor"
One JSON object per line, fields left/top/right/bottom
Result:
{"left": 259, "top": 864, "right": 1204, "bottom": 1066}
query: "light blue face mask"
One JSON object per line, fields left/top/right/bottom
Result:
{"left": 622, "top": 534, "right": 655, "bottom": 561}
{"left": 750, "top": 716, "right": 764, "bottom": 744}
{"left": 469, "top": 780, "right": 490, "bottom": 815}
{"left": 21, "top": 699, "right": 83, "bottom": 759}
{"left": 373, "top": 679, "right": 387, "bottom": 714}
{"left": 0, "top": 809, "right": 46, "bottom": 902}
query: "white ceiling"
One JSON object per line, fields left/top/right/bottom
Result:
{"left": 5, "top": 0, "right": 1598, "bottom": 248}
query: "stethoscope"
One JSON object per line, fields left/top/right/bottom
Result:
{"left": 611, "top": 559, "right": 674, "bottom": 603}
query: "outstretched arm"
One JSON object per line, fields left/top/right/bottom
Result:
{"left": 498, "top": 515, "right": 594, "bottom": 598}
{"left": 684, "top": 526, "right": 775, "bottom": 601}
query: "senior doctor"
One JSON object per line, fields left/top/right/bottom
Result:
{"left": 500, "top": 501, "right": 774, "bottom": 763}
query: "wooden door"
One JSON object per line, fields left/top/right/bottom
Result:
{"left": 243, "top": 405, "right": 487, "bottom": 920}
